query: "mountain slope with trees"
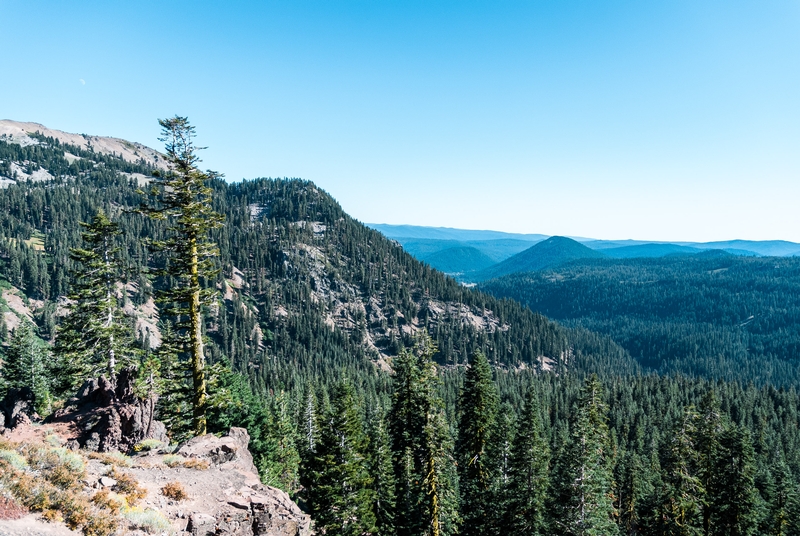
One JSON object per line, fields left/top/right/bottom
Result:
{"left": 479, "top": 254, "right": 800, "bottom": 386}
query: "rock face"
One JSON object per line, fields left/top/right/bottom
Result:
{"left": 49, "top": 367, "right": 167, "bottom": 452}
{"left": 154, "top": 428, "right": 310, "bottom": 536}
{"left": 0, "top": 387, "right": 38, "bottom": 434}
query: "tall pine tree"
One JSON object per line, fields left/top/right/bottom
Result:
{"left": 506, "top": 388, "right": 550, "bottom": 536}
{"left": 456, "top": 351, "right": 498, "bottom": 536}
{"left": 140, "top": 116, "right": 224, "bottom": 436}
{"left": 552, "top": 375, "right": 618, "bottom": 536}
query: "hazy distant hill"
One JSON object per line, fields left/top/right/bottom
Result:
{"left": 367, "top": 223, "right": 548, "bottom": 242}
{"left": 469, "top": 236, "right": 605, "bottom": 282}
{"left": 370, "top": 224, "right": 798, "bottom": 276}
{"left": 602, "top": 243, "right": 704, "bottom": 258}
{"left": 421, "top": 246, "right": 496, "bottom": 274}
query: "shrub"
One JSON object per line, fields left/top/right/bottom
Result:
{"left": 0, "top": 449, "right": 28, "bottom": 470}
{"left": 133, "top": 439, "right": 164, "bottom": 452}
{"left": 160, "top": 481, "right": 188, "bottom": 501}
{"left": 182, "top": 458, "right": 210, "bottom": 470}
{"left": 124, "top": 508, "right": 172, "bottom": 534}
{"left": 87, "top": 451, "right": 132, "bottom": 467}
{"left": 162, "top": 454, "right": 183, "bottom": 467}
{"left": 108, "top": 468, "right": 147, "bottom": 505}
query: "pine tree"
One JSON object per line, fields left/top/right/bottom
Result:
{"left": 140, "top": 116, "right": 224, "bottom": 436}
{"left": 367, "top": 406, "right": 396, "bottom": 536}
{"left": 696, "top": 389, "right": 724, "bottom": 536}
{"left": 506, "top": 388, "right": 550, "bottom": 536}
{"left": 53, "top": 210, "right": 137, "bottom": 392}
{"left": 553, "top": 375, "right": 618, "bottom": 536}
{"left": 707, "top": 425, "right": 759, "bottom": 536}
{"left": 390, "top": 334, "right": 458, "bottom": 536}
{"left": 485, "top": 401, "right": 516, "bottom": 533}
{"left": 260, "top": 391, "right": 301, "bottom": 493}
{"left": 1, "top": 323, "right": 50, "bottom": 414}
{"left": 305, "top": 381, "right": 376, "bottom": 535}
{"left": 456, "top": 351, "right": 498, "bottom": 536}
{"left": 655, "top": 408, "right": 704, "bottom": 536}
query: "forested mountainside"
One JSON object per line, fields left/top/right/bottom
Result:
{"left": 480, "top": 254, "right": 800, "bottom": 387}
{"left": 0, "top": 133, "right": 633, "bottom": 392}
{"left": 4, "top": 125, "right": 800, "bottom": 536}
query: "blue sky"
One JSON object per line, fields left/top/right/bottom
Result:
{"left": 2, "top": 1, "right": 799, "bottom": 241}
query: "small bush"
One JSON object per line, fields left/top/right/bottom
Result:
{"left": 182, "top": 458, "right": 210, "bottom": 470}
{"left": 45, "top": 434, "right": 63, "bottom": 447}
{"left": 0, "top": 449, "right": 28, "bottom": 470}
{"left": 160, "top": 481, "right": 188, "bottom": 501}
{"left": 87, "top": 451, "right": 132, "bottom": 467}
{"left": 162, "top": 454, "right": 183, "bottom": 467}
{"left": 90, "top": 489, "right": 124, "bottom": 514}
{"left": 133, "top": 439, "right": 164, "bottom": 452}
{"left": 124, "top": 508, "right": 172, "bottom": 534}
{"left": 108, "top": 468, "right": 147, "bottom": 505}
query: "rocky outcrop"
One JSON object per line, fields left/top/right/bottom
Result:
{"left": 49, "top": 367, "right": 167, "bottom": 452}
{"left": 139, "top": 428, "right": 311, "bottom": 536}
{"left": 0, "top": 387, "right": 38, "bottom": 434}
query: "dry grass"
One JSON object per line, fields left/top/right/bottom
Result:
{"left": 182, "top": 458, "right": 210, "bottom": 470}
{"left": 87, "top": 451, "right": 132, "bottom": 467}
{"left": 160, "top": 481, "right": 188, "bottom": 501}
{"left": 0, "top": 456, "right": 118, "bottom": 536}
{"left": 108, "top": 468, "right": 147, "bottom": 506}
{"left": 162, "top": 454, "right": 210, "bottom": 470}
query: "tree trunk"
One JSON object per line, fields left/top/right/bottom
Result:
{"left": 190, "top": 236, "right": 207, "bottom": 435}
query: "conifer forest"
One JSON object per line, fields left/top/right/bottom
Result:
{"left": 3, "top": 120, "right": 800, "bottom": 536}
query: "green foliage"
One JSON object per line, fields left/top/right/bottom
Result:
{"left": 390, "top": 335, "right": 458, "bottom": 536}
{"left": 304, "top": 381, "right": 376, "bottom": 535}
{"left": 505, "top": 389, "right": 549, "bottom": 535}
{"left": 1, "top": 322, "right": 51, "bottom": 414}
{"left": 552, "top": 375, "right": 618, "bottom": 536}
{"left": 480, "top": 255, "right": 800, "bottom": 386}
{"left": 456, "top": 351, "right": 498, "bottom": 536}
{"left": 139, "top": 116, "right": 224, "bottom": 436}
{"left": 53, "top": 210, "right": 139, "bottom": 393}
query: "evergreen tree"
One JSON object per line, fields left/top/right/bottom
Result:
{"left": 707, "top": 425, "right": 759, "bottom": 536}
{"left": 306, "top": 381, "right": 376, "bottom": 536}
{"left": 140, "top": 116, "right": 224, "bottom": 436}
{"left": 695, "top": 390, "right": 724, "bottom": 536}
{"left": 53, "top": 210, "right": 137, "bottom": 393}
{"left": 506, "top": 388, "right": 550, "bottom": 536}
{"left": 367, "top": 406, "right": 396, "bottom": 536}
{"left": 654, "top": 408, "right": 704, "bottom": 536}
{"left": 260, "top": 391, "right": 301, "bottom": 493}
{"left": 485, "top": 401, "right": 516, "bottom": 533}
{"left": 1, "top": 323, "right": 50, "bottom": 414}
{"left": 553, "top": 375, "right": 618, "bottom": 536}
{"left": 390, "top": 334, "right": 458, "bottom": 536}
{"left": 456, "top": 351, "right": 498, "bottom": 536}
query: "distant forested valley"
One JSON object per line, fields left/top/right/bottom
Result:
{"left": 479, "top": 254, "right": 800, "bottom": 387}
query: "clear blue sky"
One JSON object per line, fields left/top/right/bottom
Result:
{"left": 2, "top": 1, "right": 799, "bottom": 241}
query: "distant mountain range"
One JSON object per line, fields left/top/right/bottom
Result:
{"left": 367, "top": 223, "right": 800, "bottom": 279}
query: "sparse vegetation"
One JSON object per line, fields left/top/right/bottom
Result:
{"left": 133, "top": 438, "right": 164, "bottom": 452}
{"left": 123, "top": 507, "right": 172, "bottom": 534}
{"left": 108, "top": 468, "right": 147, "bottom": 505}
{"left": 160, "top": 481, "right": 188, "bottom": 501}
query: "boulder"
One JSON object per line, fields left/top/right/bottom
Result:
{"left": 0, "top": 387, "right": 38, "bottom": 433}
{"left": 177, "top": 427, "right": 258, "bottom": 476}
{"left": 49, "top": 367, "right": 167, "bottom": 452}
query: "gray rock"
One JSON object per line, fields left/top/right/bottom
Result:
{"left": 98, "top": 476, "right": 117, "bottom": 487}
